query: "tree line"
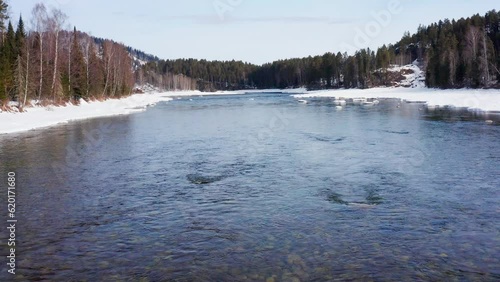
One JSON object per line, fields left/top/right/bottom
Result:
{"left": 140, "top": 10, "right": 500, "bottom": 91}
{"left": 2, "top": 2, "right": 499, "bottom": 107}
{"left": 417, "top": 11, "right": 500, "bottom": 88}
{"left": 141, "top": 47, "right": 408, "bottom": 91}
{"left": 138, "top": 59, "right": 257, "bottom": 92}
{"left": 0, "top": 1, "right": 134, "bottom": 109}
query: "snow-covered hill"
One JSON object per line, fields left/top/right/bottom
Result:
{"left": 388, "top": 63, "right": 426, "bottom": 88}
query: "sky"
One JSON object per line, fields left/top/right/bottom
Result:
{"left": 8, "top": 0, "right": 499, "bottom": 65}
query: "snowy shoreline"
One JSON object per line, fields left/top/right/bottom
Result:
{"left": 292, "top": 87, "right": 500, "bottom": 112}
{"left": 0, "top": 92, "right": 176, "bottom": 135}
{"left": 0, "top": 89, "right": 274, "bottom": 135}
{"left": 1, "top": 87, "right": 499, "bottom": 135}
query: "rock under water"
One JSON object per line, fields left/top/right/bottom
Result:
{"left": 186, "top": 174, "right": 225, "bottom": 185}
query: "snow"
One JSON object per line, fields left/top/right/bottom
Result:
{"left": 131, "top": 56, "right": 150, "bottom": 67}
{"left": 293, "top": 87, "right": 500, "bottom": 112}
{"left": 1, "top": 75, "right": 499, "bottom": 135}
{"left": 0, "top": 93, "right": 174, "bottom": 135}
{"left": 292, "top": 62, "right": 499, "bottom": 112}
{"left": 156, "top": 88, "right": 307, "bottom": 97}
{"left": 136, "top": 84, "right": 306, "bottom": 97}
{"left": 0, "top": 88, "right": 303, "bottom": 135}
{"left": 387, "top": 63, "right": 426, "bottom": 88}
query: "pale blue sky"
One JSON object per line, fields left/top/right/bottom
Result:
{"left": 8, "top": 0, "right": 499, "bottom": 64}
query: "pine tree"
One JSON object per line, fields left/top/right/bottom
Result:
{"left": 0, "top": 22, "right": 16, "bottom": 101}
{"left": 15, "top": 17, "right": 25, "bottom": 54}
{"left": 70, "top": 27, "right": 87, "bottom": 101}
{"left": 0, "top": 0, "right": 8, "bottom": 38}
{"left": 0, "top": 51, "right": 5, "bottom": 103}
{"left": 14, "top": 16, "right": 27, "bottom": 108}
{"left": 88, "top": 45, "right": 104, "bottom": 97}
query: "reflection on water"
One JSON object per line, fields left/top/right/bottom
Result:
{"left": 0, "top": 94, "right": 499, "bottom": 281}
{"left": 424, "top": 106, "right": 500, "bottom": 123}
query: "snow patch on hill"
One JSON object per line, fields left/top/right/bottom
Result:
{"left": 388, "top": 63, "right": 426, "bottom": 88}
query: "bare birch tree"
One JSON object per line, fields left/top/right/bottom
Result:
{"left": 48, "top": 8, "right": 67, "bottom": 101}
{"left": 31, "top": 3, "right": 47, "bottom": 100}
{"left": 102, "top": 40, "right": 114, "bottom": 97}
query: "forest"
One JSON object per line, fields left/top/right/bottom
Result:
{"left": 140, "top": 10, "right": 500, "bottom": 91}
{"left": 1, "top": 1, "right": 499, "bottom": 108}
{"left": 252, "top": 11, "right": 500, "bottom": 90}
{"left": 0, "top": 1, "right": 135, "bottom": 109}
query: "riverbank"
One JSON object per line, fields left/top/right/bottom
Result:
{"left": 0, "top": 93, "right": 175, "bottom": 135}
{"left": 1, "top": 88, "right": 499, "bottom": 135}
{"left": 293, "top": 88, "right": 500, "bottom": 112}
{"left": 0, "top": 89, "right": 280, "bottom": 135}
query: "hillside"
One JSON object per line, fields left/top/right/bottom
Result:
{"left": 137, "top": 10, "right": 500, "bottom": 92}
{"left": 0, "top": 3, "right": 138, "bottom": 109}
{"left": 1, "top": 1, "right": 499, "bottom": 109}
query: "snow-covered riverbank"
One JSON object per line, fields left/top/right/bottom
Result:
{"left": 0, "top": 89, "right": 293, "bottom": 135}
{"left": 293, "top": 88, "right": 500, "bottom": 112}
{"left": 291, "top": 63, "right": 499, "bottom": 112}
{"left": 1, "top": 87, "right": 499, "bottom": 135}
{"left": 152, "top": 88, "right": 307, "bottom": 97}
{"left": 0, "top": 93, "right": 175, "bottom": 134}
{"left": 0, "top": 89, "right": 269, "bottom": 134}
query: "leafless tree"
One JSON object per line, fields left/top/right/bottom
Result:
{"left": 48, "top": 8, "right": 67, "bottom": 101}
{"left": 81, "top": 33, "right": 93, "bottom": 97}
{"left": 31, "top": 3, "right": 48, "bottom": 100}
{"left": 465, "top": 26, "right": 480, "bottom": 59}
{"left": 102, "top": 40, "right": 114, "bottom": 97}
{"left": 465, "top": 26, "right": 496, "bottom": 86}
{"left": 481, "top": 31, "right": 491, "bottom": 83}
{"left": 22, "top": 32, "right": 32, "bottom": 109}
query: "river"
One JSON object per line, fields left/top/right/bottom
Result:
{"left": 0, "top": 93, "right": 498, "bottom": 281}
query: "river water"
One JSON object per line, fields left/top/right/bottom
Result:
{"left": 0, "top": 93, "right": 499, "bottom": 281}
